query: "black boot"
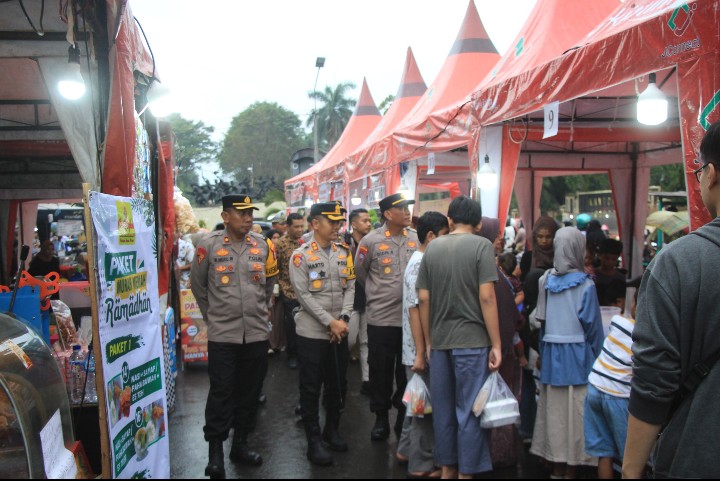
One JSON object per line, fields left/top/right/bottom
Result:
{"left": 394, "top": 407, "right": 406, "bottom": 439}
{"left": 370, "top": 411, "right": 390, "bottom": 441}
{"left": 205, "top": 440, "right": 225, "bottom": 479}
{"left": 307, "top": 433, "right": 333, "bottom": 466}
{"left": 322, "top": 414, "right": 348, "bottom": 452}
{"left": 229, "top": 433, "right": 263, "bottom": 466}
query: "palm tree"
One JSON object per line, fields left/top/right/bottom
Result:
{"left": 307, "top": 82, "right": 356, "bottom": 150}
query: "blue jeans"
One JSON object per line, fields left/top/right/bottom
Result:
{"left": 430, "top": 348, "right": 492, "bottom": 475}
{"left": 584, "top": 384, "right": 629, "bottom": 459}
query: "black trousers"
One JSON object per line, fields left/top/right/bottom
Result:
{"left": 297, "top": 335, "right": 349, "bottom": 435}
{"left": 204, "top": 340, "right": 268, "bottom": 441}
{"left": 367, "top": 325, "right": 407, "bottom": 414}
{"left": 281, "top": 296, "right": 300, "bottom": 358}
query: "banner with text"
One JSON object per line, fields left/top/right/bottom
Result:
{"left": 90, "top": 192, "right": 170, "bottom": 479}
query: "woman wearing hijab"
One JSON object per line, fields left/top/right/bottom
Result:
{"left": 477, "top": 217, "right": 524, "bottom": 468}
{"left": 518, "top": 216, "right": 559, "bottom": 442}
{"left": 529, "top": 228, "right": 604, "bottom": 479}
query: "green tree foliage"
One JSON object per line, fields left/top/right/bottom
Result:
{"left": 379, "top": 95, "right": 395, "bottom": 115}
{"left": 651, "top": 163, "right": 686, "bottom": 192}
{"left": 219, "top": 102, "right": 304, "bottom": 182}
{"left": 262, "top": 189, "right": 286, "bottom": 205}
{"left": 307, "top": 82, "right": 357, "bottom": 150}
{"left": 540, "top": 174, "right": 610, "bottom": 213}
{"left": 167, "top": 113, "right": 217, "bottom": 194}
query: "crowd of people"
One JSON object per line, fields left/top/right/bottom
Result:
{"left": 188, "top": 123, "right": 720, "bottom": 479}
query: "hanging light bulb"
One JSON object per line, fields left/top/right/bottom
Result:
{"left": 351, "top": 189, "right": 361, "bottom": 206}
{"left": 478, "top": 154, "right": 497, "bottom": 190}
{"left": 637, "top": 73, "right": 668, "bottom": 126}
{"left": 144, "top": 80, "right": 174, "bottom": 117}
{"left": 58, "top": 45, "right": 86, "bottom": 100}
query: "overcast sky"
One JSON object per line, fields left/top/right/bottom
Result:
{"left": 130, "top": 0, "right": 536, "bottom": 140}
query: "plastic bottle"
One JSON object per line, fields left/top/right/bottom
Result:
{"left": 84, "top": 352, "right": 98, "bottom": 404}
{"left": 68, "top": 344, "right": 85, "bottom": 404}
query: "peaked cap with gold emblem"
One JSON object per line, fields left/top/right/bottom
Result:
{"left": 379, "top": 193, "right": 415, "bottom": 212}
{"left": 222, "top": 194, "right": 259, "bottom": 211}
{"left": 310, "top": 201, "right": 347, "bottom": 221}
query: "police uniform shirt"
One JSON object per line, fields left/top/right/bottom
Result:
{"left": 355, "top": 225, "right": 419, "bottom": 327}
{"left": 190, "top": 230, "right": 279, "bottom": 344}
{"left": 289, "top": 235, "right": 356, "bottom": 341}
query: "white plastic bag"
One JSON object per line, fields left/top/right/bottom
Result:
{"left": 472, "top": 372, "right": 520, "bottom": 428}
{"left": 402, "top": 374, "right": 432, "bottom": 418}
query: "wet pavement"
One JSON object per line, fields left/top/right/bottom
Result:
{"left": 169, "top": 354, "right": 551, "bottom": 479}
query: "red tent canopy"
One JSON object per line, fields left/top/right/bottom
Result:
{"left": 367, "top": 0, "right": 500, "bottom": 172}
{"left": 284, "top": 78, "right": 381, "bottom": 201}
{"left": 468, "top": 0, "right": 720, "bottom": 275}
{"left": 342, "top": 47, "right": 427, "bottom": 185}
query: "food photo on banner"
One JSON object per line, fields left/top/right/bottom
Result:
{"left": 179, "top": 289, "right": 209, "bottom": 363}
{"left": 89, "top": 192, "right": 170, "bottom": 479}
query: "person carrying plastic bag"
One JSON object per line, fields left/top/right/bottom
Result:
{"left": 472, "top": 371, "right": 519, "bottom": 428}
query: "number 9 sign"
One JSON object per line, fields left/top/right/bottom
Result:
{"left": 543, "top": 101, "right": 560, "bottom": 139}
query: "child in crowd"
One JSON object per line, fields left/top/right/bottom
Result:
{"left": 584, "top": 280, "right": 636, "bottom": 479}
{"left": 397, "top": 211, "right": 449, "bottom": 478}
{"left": 498, "top": 252, "right": 525, "bottom": 307}
{"left": 498, "top": 252, "right": 528, "bottom": 368}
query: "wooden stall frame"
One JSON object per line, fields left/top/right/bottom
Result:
{"left": 82, "top": 183, "right": 112, "bottom": 478}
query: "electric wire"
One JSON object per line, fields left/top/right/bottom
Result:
{"left": 17, "top": 0, "right": 45, "bottom": 35}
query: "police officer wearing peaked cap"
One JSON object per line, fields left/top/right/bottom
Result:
{"left": 191, "top": 194, "right": 279, "bottom": 479}
{"left": 355, "top": 192, "right": 419, "bottom": 441}
{"left": 289, "top": 201, "right": 356, "bottom": 466}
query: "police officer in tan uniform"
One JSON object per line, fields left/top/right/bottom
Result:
{"left": 356, "top": 193, "right": 419, "bottom": 441}
{"left": 289, "top": 202, "right": 356, "bottom": 466}
{"left": 191, "top": 194, "right": 279, "bottom": 479}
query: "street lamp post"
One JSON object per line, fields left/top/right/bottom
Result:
{"left": 313, "top": 57, "right": 325, "bottom": 163}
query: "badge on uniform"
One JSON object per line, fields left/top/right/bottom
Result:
{"left": 308, "top": 255, "right": 320, "bottom": 262}
{"left": 311, "top": 242, "right": 319, "bottom": 252}
{"left": 408, "top": 241, "right": 417, "bottom": 249}
{"left": 378, "top": 244, "right": 390, "bottom": 252}
{"left": 250, "top": 248, "right": 261, "bottom": 255}
{"left": 384, "top": 266, "right": 392, "bottom": 274}
{"left": 293, "top": 254, "right": 302, "bottom": 267}
{"left": 358, "top": 246, "right": 368, "bottom": 263}
{"left": 216, "top": 248, "right": 229, "bottom": 256}
{"left": 221, "top": 275, "right": 230, "bottom": 285}
{"left": 216, "top": 265, "right": 228, "bottom": 272}
{"left": 223, "top": 236, "right": 230, "bottom": 244}
{"left": 310, "top": 271, "right": 319, "bottom": 280}
{"left": 381, "top": 257, "right": 393, "bottom": 265}
{"left": 197, "top": 247, "right": 207, "bottom": 264}
{"left": 312, "top": 280, "right": 323, "bottom": 289}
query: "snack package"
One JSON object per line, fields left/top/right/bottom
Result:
{"left": 402, "top": 374, "right": 432, "bottom": 418}
{"left": 174, "top": 188, "right": 199, "bottom": 235}
{"left": 50, "top": 300, "right": 77, "bottom": 348}
{"left": 473, "top": 372, "right": 520, "bottom": 428}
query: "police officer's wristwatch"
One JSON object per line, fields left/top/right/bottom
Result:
{"left": 340, "top": 315, "right": 350, "bottom": 324}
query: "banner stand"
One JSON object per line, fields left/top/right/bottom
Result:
{"left": 83, "top": 183, "right": 112, "bottom": 478}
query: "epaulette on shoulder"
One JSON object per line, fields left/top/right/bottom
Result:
{"left": 249, "top": 231, "right": 266, "bottom": 241}
{"left": 335, "top": 241, "right": 351, "bottom": 251}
